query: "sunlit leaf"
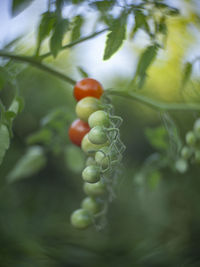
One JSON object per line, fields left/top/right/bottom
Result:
{"left": 71, "top": 15, "right": 84, "bottom": 42}
{"left": 7, "top": 146, "right": 47, "bottom": 183}
{"left": 103, "top": 12, "right": 127, "bottom": 60}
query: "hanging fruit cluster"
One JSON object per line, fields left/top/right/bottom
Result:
{"left": 176, "top": 118, "right": 200, "bottom": 173}
{"left": 68, "top": 78, "right": 125, "bottom": 230}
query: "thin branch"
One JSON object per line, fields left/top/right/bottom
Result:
{"left": 40, "top": 28, "right": 109, "bottom": 59}
{"left": 105, "top": 89, "right": 200, "bottom": 112}
{"left": 0, "top": 51, "right": 76, "bottom": 85}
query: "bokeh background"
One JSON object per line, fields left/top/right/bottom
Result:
{"left": 1, "top": 0, "right": 200, "bottom": 266}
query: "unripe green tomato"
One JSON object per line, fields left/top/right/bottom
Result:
{"left": 194, "top": 118, "right": 200, "bottom": 137}
{"left": 75, "top": 97, "right": 101, "bottom": 122}
{"left": 83, "top": 180, "right": 106, "bottom": 197}
{"left": 195, "top": 150, "right": 200, "bottom": 163}
{"left": 181, "top": 146, "right": 192, "bottom": 159}
{"left": 82, "top": 165, "right": 100, "bottom": 183}
{"left": 175, "top": 159, "right": 188, "bottom": 173}
{"left": 88, "top": 126, "right": 107, "bottom": 145}
{"left": 88, "top": 110, "right": 110, "bottom": 128}
{"left": 86, "top": 156, "right": 96, "bottom": 166}
{"left": 81, "top": 197, "right": 102, "bottom": 214}
{"left": 70, "top": 208, "right": 92, "bottom": 229}
{"left": 186, "top": 131, "right": 196, "bottom": 146}
{"left": 95, "top": 146, "right": 110, "bottom": 168}
{"left": 81, "top": 134, "right": 106, "bottom": 155}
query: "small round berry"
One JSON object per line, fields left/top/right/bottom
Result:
{"left": 194, "top": 118, "right": 200, "bottom": 137}
{"left": 82, "top": 165, "right": 101, "bottom": 183}
{"left": 88, "top": 126, "right": 108, "bottom": 145}
{"left": 81, "top": 134, "right": 106, "bottom": 155}
{"left": 70, "top": 209, "right": 92, "bottom": 229}
{"left": 88, "top": 110, "right": 110, "bottom": 128}
{"left": 175, "top": 159, "right": 188, "bottom": 173}
{"left": 95, "top": 146, "right": 110, "bottom": 168}
{"left": 81, "top": 197, "right": 102, "bottom": 214}
{"left": 186, "top": 131, "right": 196, "bottom": 146}
{"left": 68, "top": 119, "right": 90, "bottom": 146}
{"left": 181, "top": 146, "right": 192, "bottom": 160}
{"left": 75, "top": 97, "right": 102, "bottom": 122}
{"left": 86, "top": 156, "right": 97, "bottom": 166}
{"left": 74, "top": 78, "right": 104, "bottom": 101}
{"left": 83, "top": 180, "right": 106, "bottom": 197}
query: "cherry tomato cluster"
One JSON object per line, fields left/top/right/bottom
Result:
{"left": 68, "top": 78, "right": 125, "bottom": 229}
{"left": 176, "top": 118, "right": 200, "bottom": 173}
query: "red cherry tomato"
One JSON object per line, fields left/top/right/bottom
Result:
{"left": 74, "top": 78, "right": 104, "bottom": 101}
{"left": 68, "top": 119, "right": 90, "bottom": 146}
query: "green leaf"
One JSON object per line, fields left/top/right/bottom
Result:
{"left": 77, "top": 66, "right": 89, "bottom": 78}
{"left": 90, "top": 0, "right": 115, "bottom": 12}
{"left": 36, "top": 12, "right": 56, "bottom": 54}
{"left": 12, "top": 0, "right": 34, "bottom": 17}
{"left": 181, "top": 62, "right": 192, "bottom": 88}
{"left": 148, "top": 170, "right": 161, "bottom": 189}
{"left": 65, "top": 145, "right": 85, "bottom": 173}
{"left": 131, "top": 10, "right": 149, "bottom": 37}
{"left": 145, "top": 126, "right": 168, "bottom": 151}
{"left": 7, "top": 146, "right": 47, "bottom": 183}
{"left": 0, "top": 124, "right": 10, "bottom": 165}
{"left": 50, "top": 18, "right": 69, "bottom": 58}
{"left": 27, "top": 128, "right": 52, "bottom": 146}
{"left": 135, "top": 44, "right": 159, "bottom": 88}
{"left": 103, "top": 12, "right": 127, "bottom": 60}
{"left": 0, "top": 67, "right": 12, "bottom": 90}
{"left": 71, "top": 15, "right": 84, "bottom": 42}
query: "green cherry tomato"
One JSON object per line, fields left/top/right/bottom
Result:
{"left": 82, "top": 165, "right": 101, "bottom": 183}
{"left": 81, "top": 133, "right": 106, "bottom": 155}
{"left": 86, "top": 156, "right": 97, "bottom": 166}
{"left": 88, "top": 126, "right": 108, "bottom": 145}
{"left": 88, "top": 110, "right": 110, "bottom": 128}
{"left": 186, "top": 131, "right": 196, "bottom": 146}
{"left": 70, "top": 208, "right": 92, "bottom": 229}
{"left": 175, "top": 159, "right": 188, "bottom": 173}
{"left": 95, "top": 146, "right": 110, "bottom": 168}
{"left": 194, "top": 118, "right": 200, "bottom": 137}
{"left": 75, "top": 97, "right": 102, "bottom": 122}
{"left": 83, "top": 180, "right": 106, "bottom": 197}
{"left": 181, "top": 146, "right": 192, "bottom": 159}
{"left": 81, "top": 197, "right": 102, "bottom": 214}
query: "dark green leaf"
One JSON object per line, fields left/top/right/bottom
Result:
{"left": 90, "top": 0, "right": 115, "bottom": 12}
{"left": 65, "top": 145, "right": 85, "bottom": 173}
{"left": 0, "top": 67, "right": 12, "bottom": 90}
{"left": 27, "top": 128, "right": 52, "bottom": 146}
{"left": 12, "top": 0, "right": 34, "bottom": 17}
{"left": 36, "top": 12, "right": 56, "bottom": 54}
{"left": 131, "top": 10, "right": 150, "bottom": 37}
{"left": 181, "top": 62, "right": 192, "bottom": 88}
{"left": 0, "top": 124, "right": 10, "bottom": 165}
{"left": 7, "top": 146, "right": 47, "bottom": 183}
{"left": 103, "top": 12, "right": 127, "bottom": 60}
{"left": 50, "top": 18, "right": 69, "bottom": 58}
{"left": 71, "top": 15, "right": 84, "bottom": 42}
{"left": 135, "top": 44, "right": 159, "bottom": 88}
{"left": 77, "top": 66, "right": 89, "bottom": 78}
{"left": 145, "top": 126, "right": 168, "bottom": 151}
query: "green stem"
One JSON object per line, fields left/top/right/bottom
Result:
{"left": 105, "top": 89, "right": 200, "bottom": 112}
{"left": 40, "top": 28, "right": 109, "bottom": 59}
{"left": 0, "top": 51, "right": 76, "bottom": 85}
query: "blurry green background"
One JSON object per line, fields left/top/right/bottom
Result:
{"left": 1, "top": 0, "right": 200, "bottom": 266}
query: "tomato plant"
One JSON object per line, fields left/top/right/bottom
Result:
{"left": 68, "top": 119, "right": 90, "bottom": 146}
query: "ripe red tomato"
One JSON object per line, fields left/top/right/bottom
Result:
{"left": 68, "top": 119, "right": 90, "bottom": 146}
{"left": 74, "top": 78, "right": 104, "bottom": 101}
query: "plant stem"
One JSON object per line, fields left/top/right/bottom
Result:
{"left": 40, "top": 28, "right": 109, "bottom": 59}
{"left": 0, "top": 51, "right": 76, "bottom": 85}
{"left": 105, "top": 89, "right": 200, "bottom": 112}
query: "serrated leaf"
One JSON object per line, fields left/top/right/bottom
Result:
{"left": 50, "top": 18, "right": 69, "bottom": 57}
{"left": 7, "top": 146, "right": 46, "bottom": 183}
{"left": 71, "top": 15, "right": 84, "bottom": 42}
{"left": 145, "top": 126, "right": 168, "bottom": 151}
{"left": 12, "top": 0, "right": 34, "bottom": 17}
{"left": 77, "top": 66, "right": 89, "bottom": 78}
{"left": 103, "top": 12, "right": 127, "bottom": 60}
{"left": 36, "top": 12, "right": 56, "bottom": 54}
{"left": 0, "top": 124, "right": 10, "bottom": 165}
{"left": 181, "top": 62, "right": 192, "bottom": 88}
{"left": 135, "top": 44, "right": 159, "bottom": 88}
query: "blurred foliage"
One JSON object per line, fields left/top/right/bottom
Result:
{"left": 1, "top": 0, "right": 200, "bottom": 266}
